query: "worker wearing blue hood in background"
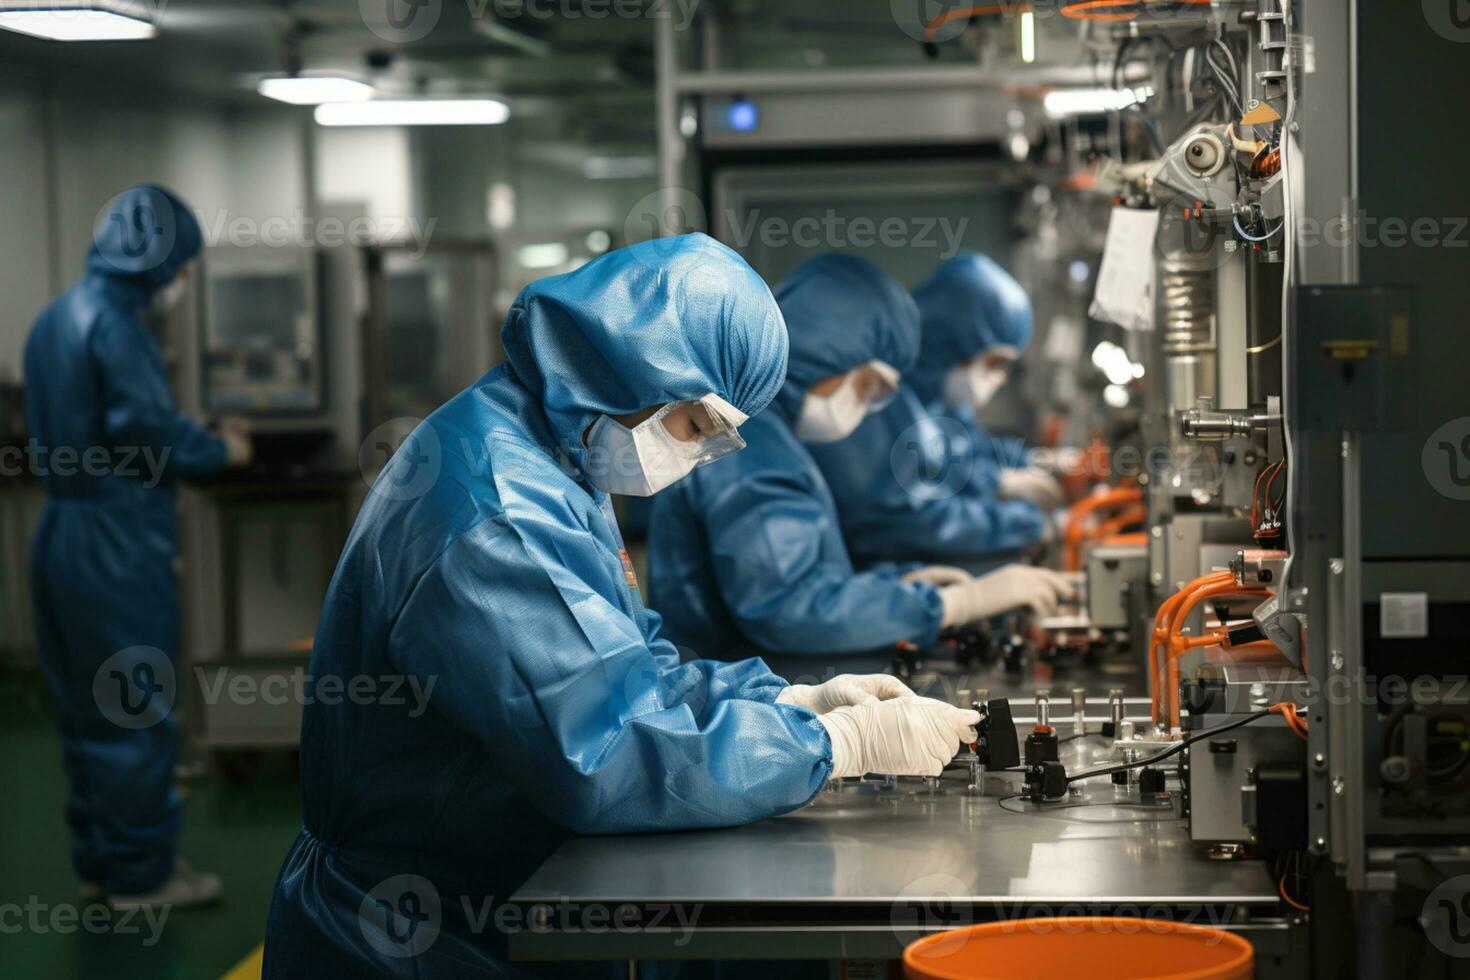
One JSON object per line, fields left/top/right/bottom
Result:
{"left": 799, "top": 254, "right": 1050, "bottom": 569}
{"left": 264, "top": 235, "right": 978, "bottom": 978}
{"left": 648, "top": 252, "right": 1072, "bottom": 677}
{"left": 909, "top": 252, "right": 1064, "bottom": 511}
{"left": 25, "top": 185, "right": 252, "bottom": 908}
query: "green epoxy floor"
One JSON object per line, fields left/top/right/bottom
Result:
{"left": 1, "top": 675, "right": 300, "bottom": 979}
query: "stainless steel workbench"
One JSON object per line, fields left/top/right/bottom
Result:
{"left": 509, "top": 652, "right": 1304, "bottom": 966}
{"left": 509, "top": 766, "right": 1298, "bottom": 964}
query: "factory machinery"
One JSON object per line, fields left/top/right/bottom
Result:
{"left": 1029, "top": 0, "right": 1312, "bottom": 843}
{"left": 1015, "top": 0, "right": 1470, "bottom": 966}
{"left": 631, "top": 0, "right": 1466, "bottom": 959}
{"left": 506, "top": 2, "right": 1470, "bottom": 971}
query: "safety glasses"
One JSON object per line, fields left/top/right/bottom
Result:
{"left": 861, "top": 360, "right": 902, "bottom": 413}
{"left": 650, "top": 393, "right": 748, "bottom": 467}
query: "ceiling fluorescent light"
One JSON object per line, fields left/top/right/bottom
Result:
{"left": 0, "top": 5, "right": 155, "bottom": 40}
{"left": 258, "top": 76, "right": 375, "bottom": 105}
{"left": 582, "top": 156, "right": 657, "bottom": 180}
{"left": 517, "top": 243, "right": 569, "bottom": 269}
{"left": 473, "top": 19, "right": 550, "bottom": 57}
{"left": 314, "top": 100, "right": 510, "bottom": 127}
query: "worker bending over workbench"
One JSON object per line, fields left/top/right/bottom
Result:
{"left": 803, "top": 251, "right": 1060, "bottom": 570}
{"left": 647, "top": 252, "right": 1073, "bottom": 671}
{"left": 263, "top": 236, "right": 978, "bottom": 978}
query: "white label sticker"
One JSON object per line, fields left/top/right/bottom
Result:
{"left": 1090, "top": 207, "right": 1160, "bottom": 331}
{"left": 1380, "top": 592, "right": 1429, "bottom": 638}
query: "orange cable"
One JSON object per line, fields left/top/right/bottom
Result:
{"left": 1097, "top": 503, "right": 1148, "bottom": 539}
{"left": 1270, "top": 702, "right": 1310, "bottom": 741}
{"left": 1063, "top": 486, "right": 1144, "bottom": 571}
{"left": 1279, "top": 871, "right": 1310, "bottom": 912}
{"left": 1165, "top": 583, "right": 1270, "bottom": 729}
{"left": 923, "top": 3, "right": 1030, "bottom": 42}
{"left": 1061, "top": 0, "right": 1211, "bottom": 21}
{"left": 1148, "top": 570, "right": 1232, "bottom": 722}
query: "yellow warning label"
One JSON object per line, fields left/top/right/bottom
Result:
{"left": 1242, "top": 101, "right": 1282, "bottom": 126}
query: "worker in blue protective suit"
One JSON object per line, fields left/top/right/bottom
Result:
{"left": 263, "top": 234, "right": 979, "bottom": 979}
{"left": 25, "top": 185, "right": 252, "bottom": 910}
{"left": 647, "top": 252, "right": 1073, "bottom": 678}
{"left": 796, "top": 255, "right": 1050, "bottom": 569}
{"left": 909, "top": 252, "right": 1065, "bottom": 512}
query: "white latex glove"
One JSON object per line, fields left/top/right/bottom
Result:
{"left": 222, "top": 429, "right": 253, "bottom": 467}
{"left": 900, "top": 565, "right": 975, "bottom": 588}
{"left": 777, "top": 674, "right": 915, "bottom": 715}
{"left": 999, "top": 466, "right": 1065, "bottom": 509}
{"left": 817, "top": 697, "right": 980, "bottom": 778}
{"left": 938, "top": 564, "right": 1076, "bottom": 628}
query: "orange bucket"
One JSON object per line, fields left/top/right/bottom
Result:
{"left": 903, "top": 917, "right": 1253, "bottom": 980}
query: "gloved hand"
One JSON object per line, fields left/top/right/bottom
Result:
{"left": 221, "top": 419, "right": 253, "bottom": 468}
{"left": 999, "top": 466, "right": 1065, "bottom": 509}
{"left": 777, "top": 673, "right": 915, "bottom": 715}
{"left": 817, "top": 697, "right": 980, "bottom": 778}
{"left": 938, "top": 564, "right": 1076, "bottom": 628}
{"left": 900, "top": 565, "right": 975, "bottom": 588}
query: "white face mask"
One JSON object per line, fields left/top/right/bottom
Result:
{"left": 584, "top": 393, "right": 748, "bottom": 497}
{"left": 943, "top": 348, "right": 1016, "bottom": 413}
{"left": 793, "top": 360, "right": 900, "bottom": 444}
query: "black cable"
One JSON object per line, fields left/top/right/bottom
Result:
{"left": 1108, "top": 36, "right": 1165, "bottom": 160}
{"left": 941, "top": 761, "right": 1026, "bottom": 774}
{"left": 1064, "top": 708, "right": 1275, "bottom": 785}
{"left": 997, "top": 793, "right": 1178, "bottom": 823}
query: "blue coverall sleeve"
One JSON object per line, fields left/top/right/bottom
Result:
{"left": 91, "top": 312, "right": 226, "bottom": 479}
{"left": 821, "top": 394, "right": 1043, "bottom": 566}
{"left": 651, "top": 609, "right": 792, "bottom": 704}
{"left": 703, "top": 469, "right": 945, "bottom": 655}
{"left": 845, "top": 492, "right": 1044, "bottom": 565}
{"left": 848, "top": 422, "right": 1044, "bottom": 561}
{"left": 641, "top": 603, "right": 702, "bottom": 671}
{"left": 387, "top": 518, "right": 830, "bottom": 835}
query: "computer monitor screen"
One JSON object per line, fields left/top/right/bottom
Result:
{"left": 203, "top": 269, "right": 322, "bottom": 414}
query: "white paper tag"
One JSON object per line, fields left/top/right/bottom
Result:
{"left": 1090, "top": 207, "right": 1160, "bottom": 331}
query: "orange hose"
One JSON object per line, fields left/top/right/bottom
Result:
{"left": 1063, "top": 486, "right": 1144, "bottom": 571}
{"left": 924, "top": 2, "right": 1030, "bottom": 41}
{"left": 1097, "top": 503, "right": 1148, "bottom": 539}
{"left": 1148, "top": 571, "right": 1232, "bottom": 722}
{"left": 1279, "top": 872, "right": 1310, "bottom": 912}
{"left": 1165, "top": 584, "right": 1270, "bottom": 729}
{"left": 1101, "top": 531, "right": 1149, "bottom": 547}
{"left": 1061, "top": 0, "right": 1211, "bottom": 21}
{"left": 1270, "top": 702, "right": 1309, "bottom": 740}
